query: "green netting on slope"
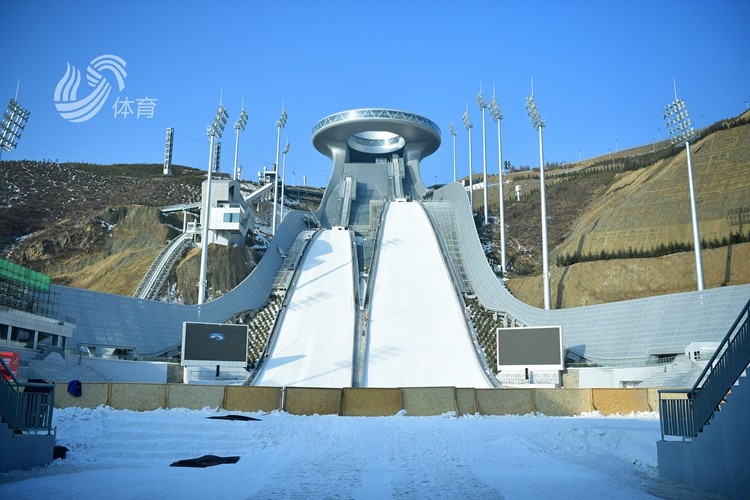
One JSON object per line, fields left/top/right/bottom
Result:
{"left": 0, "top": 259, "right": 51, "bottom": 293}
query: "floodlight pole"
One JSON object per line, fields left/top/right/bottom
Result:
{"left": 0, "top": 96, "right": 31, "bottom": 161}
{"left": 664, "top": 81, "right": 703, "bottom": 291}
{"left": 526, "top": 85, "right": 551, "bottom": 310}
{"left": 272, "top": 103, "right": 287, "bottom": 236}
{"left": 280, "top": 140, "right": 290, "bottom": 224}
{"left": 489, "top": 88, "right": 506, "bottom": 275}
{"left": 449, "top": 122, "right": 457, "bottom": 183}
{"left": 198, "top": 102, "right": 229, "bottom": 305}
{"left": 462, "top": 106, "right": 474, "bottom": 209}
{"left": 477, "top": 85, "right": 489, "bottom": 225}
{"left": 233, "top": 102, "right": 248, "bottom": 181}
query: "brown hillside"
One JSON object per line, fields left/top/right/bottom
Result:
{"left": 471, "top": 111, "right": 750, "bottom": 307}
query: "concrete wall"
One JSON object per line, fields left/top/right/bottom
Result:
{"left": 54, "top": 384, "right": 666, "bottom": 417}
{"left": 83, "top": 358, "right": 169, "bottom": 383}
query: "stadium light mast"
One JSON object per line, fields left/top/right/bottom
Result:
{"left": 233, "top": 101, "right": 248, "bottom": 181}
{"left": 525, "top": 79, "right": 551, "bottom": 310}
{"left": 477, "top": 84, "right": 489, "bottom": 225}
{"left": 0, "top": 84, "right": 31, "bottom": 161}
{"left": 663, "top": 80, "right": 704, "bottom": 291}
{"left": 272, "top": 102, "right": 287, "bottom": 236}
{"left": 489, "top": 86, "right": 506, "bottom": 276}
{"left": 449, "top": 121, "right": 457, "bottom": 183}
{"left": 462, "top": 105, "right": 474, "bottom": 209}
{"left": 280, "top": 140, "right": 290, "bottom": 223}
{"left": 198, "top": 101, "right": 229, "bottom": 305}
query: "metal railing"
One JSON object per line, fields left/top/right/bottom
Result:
{"left": 659, "top": 298, "right": 750, "bottom": 439}
{"left": 134, "top": 232, "right": 195, "bottom": 300}
{"left": 0, "top": 357, "right": 55, "bottom": 434}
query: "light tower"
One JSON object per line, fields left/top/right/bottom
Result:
{"left": 198, "top": 102, "right": 228, "bottom": 305}
{"left": 233, "top": 102, "right": 248, "bottom": 181}
{"left": 489, "top": 87, "right": 506, "bottom": 276}
{"left": 272, "top": 103, "right": 287, "bottom": 236}
{"left": 476, "top": 84, "right": 489, "bottom": 225}
{"left": 462, "top": 105, "right": 474, "bottom": 209}
{"left": 163, "top": 128, "right": 174, "bottom": 176}
{"left": 525, "top": 80, "right": 551, "bottom": 310}
{"left": 449, "top": 121, "right": 457, "bottom": 183}
{"left": 0, "top": 91, "right": 31, "bottom": 161}
{"left": 280, "top": 140, "right": 290, "bottom": 224}
{"left": 663, "top": 80, "right": 704, "bottom": 291}
{"left": 212, "top": 141, "right": 222, "bottom": 173}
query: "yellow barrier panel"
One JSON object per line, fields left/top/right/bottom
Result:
{"left": 167, "top": 383, "right": 225, "bottom": 410}
{"left": 342, "top": 388, "right": 401, "bottom": 416}
{"left": 224, "top": 386, "right": 282, "bottom": 413}
{"left": 535, "top": 389, "right": 593, "bottom": 416}
{"left": 456, "top": 388, "right": 477, "bottom": 415}
{"left": 109, "top": 383, "right": 167, "bottom": 411}
{"left": 476, "top": 388, "right": 534, "bottom": 415}
{"left": 592, "top": 389, "right": 650, "bottom": 415}
{"left": 402, "top": 387, "right": 457, "bottom": 416}
{"left": 284, "top": 387, "right": 343, "bottom": 415}
{"left": 54, "top": 382, "right": 109, "bottom": 409}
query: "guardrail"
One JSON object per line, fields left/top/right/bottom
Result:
{"left": 134, "top": 233, "right": 195, "bottom": 300}
{"left": 658, "top": 298, "right": 750, "bottom": 439}
{"left": 0, "top": 357, "right": 55, "bottom": 434}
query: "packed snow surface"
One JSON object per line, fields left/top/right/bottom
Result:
{"left": 0, "top": 407, "right": 718, "bottom": 499}
{"left": 253, "top": 228, "right": 355, "bottom": 387}
{"left": 365, "top": 201, "right": 491, "bottom": 387}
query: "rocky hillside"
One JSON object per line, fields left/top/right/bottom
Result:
{"left": 477, "top": 110, "right": 750, "bottom": 306}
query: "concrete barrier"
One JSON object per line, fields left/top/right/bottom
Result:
{"left": 402, "top": 387, "right": 457, "bottom": 416}
{"left": 284, "top": 387, "right": 342, "bottom": 415}
{"left": 51, "top": 384, "right": 665, "bottom": 416}
{"left": 224, "top": 386, "right": 282, "bottom": 413}
{"left": 109, "top": 383, "right": 167, "bottom": 411}
{"left": 535, "top": 389, "right": 593, "bottom": 416}
{"left": 456, "top": 388, "right": 477, "bottom": 415}
{"left": 167, "top": 384, "right": 225, "bottom": 410}
{"left": 342, "top": 388, "right": 401, "bottom": 416}
{"left": 592, "top": 388, "right": 650, "bottom": 415}
{"left": 647, "top": 388, "right": 663, "bottom": 412}
{"left": 476, "top": 389, "right": 534, "bottom": 415}
{"left": 54, "top": 382, "right": 109, "bottom": 409}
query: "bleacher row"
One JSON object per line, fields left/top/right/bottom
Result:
{"left": 236, "top": 295, "right": 283, "bottom": 364}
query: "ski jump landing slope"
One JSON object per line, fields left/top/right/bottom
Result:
{"left": 364, "top": 201, "right": 492, "bottom": 388}
{"left": 253, "top": 229, "right": 356, "bottom": 388}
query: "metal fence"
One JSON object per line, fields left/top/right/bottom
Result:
{"left": 0, "top": 357, "right": 55, "bottom": 434}
{"left": 659, "top": 298, "right": 750, "bottom": 439}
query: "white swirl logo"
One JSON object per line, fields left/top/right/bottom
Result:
{"left": 54, "top": 54, "right": 127, "bottom": 123}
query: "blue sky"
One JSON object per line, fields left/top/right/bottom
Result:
{"left": 2, "top": 0, "right": 748, "bottom": 187}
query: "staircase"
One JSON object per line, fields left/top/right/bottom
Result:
{"left": 0, "top": 360, "right": 56, "bottom": 472}
{"left": 657, "top": 298, "right": 750, "bottom": 498}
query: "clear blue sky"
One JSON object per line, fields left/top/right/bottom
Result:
{"left": 2, "top": 0, "right": 748, "bottom": 188}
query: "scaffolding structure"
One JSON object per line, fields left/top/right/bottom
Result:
{"left": 0, "top": 259, "right": 59, "bottom": 319}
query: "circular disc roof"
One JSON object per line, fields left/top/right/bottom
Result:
{"left": 312, "top": 108, "right": 441, "bottom": 159}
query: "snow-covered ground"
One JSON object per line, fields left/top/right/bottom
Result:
{"left": 0, "top": 406, "right": 718, "bottom": 499}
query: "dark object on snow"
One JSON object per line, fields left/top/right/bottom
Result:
{"left": 53, "top": 445, "right": 69, "bottom": 460}
{"left": 170, "top": 455, "right": 240, "bottom": 468}
{"left": 206, "top": 414, "right": 261, "bottom": 421}
{"left": 67, "top": 379, "right": 82, "bottom": 397}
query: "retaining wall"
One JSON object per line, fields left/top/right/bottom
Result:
{"left": 54, "top": 384, "right": 662, "bottom": 416}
